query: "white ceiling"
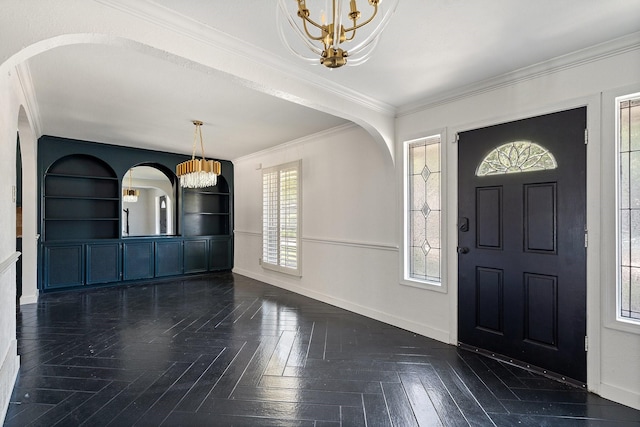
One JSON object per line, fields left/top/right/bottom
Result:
{"left": 13, "top": 0, "right": 640, "bottom": 160}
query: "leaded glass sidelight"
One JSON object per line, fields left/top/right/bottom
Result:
{"left": 618, "top": 93, "right": 640, "bottom": 323}
{"left": 476, "top": 141, "right": 557, "bottom": 176}
{"left": 407, "top": 135, "right": 441, "bottom": 283}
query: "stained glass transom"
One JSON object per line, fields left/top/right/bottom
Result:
{"left": 618, "top": 94, "right": 640, "bottom": 322}
{"left": 407, "top": 135, "right": 441, "bottom": 283}
{"left": 476, "top": 141, "right": 557, "bottom": 176}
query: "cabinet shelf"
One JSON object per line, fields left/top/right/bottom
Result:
{"left": 45, "top": 172, "right": 118, "bottom": 181}
{"left": 184, "top": 212, "right": 230, "bottom": 216}
{"left": 182, "top": 180, "right": 231, "bottom": 236}
{"left": 45, "top": 218, "right": 119, "bottom": 221}
{"left": 45, "top": 195, "right": 120, "bottom": 201}
{"left": 194, "top": 192, "right": 230, "bottom": 196}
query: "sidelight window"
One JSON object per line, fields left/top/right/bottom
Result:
{"left": 405, "top": 135, "right": 442, "bottom": 284}
{"left": 262, "top": 160, "right": 302, "bottom": 276}
{"left": 617, "top": 93, "right": 640, "bottom": 323}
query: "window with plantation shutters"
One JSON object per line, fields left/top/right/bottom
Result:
{"left": 262, "top": 161, "right": 301, "bottom": 275}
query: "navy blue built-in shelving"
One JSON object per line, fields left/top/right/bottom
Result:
{"left": 38, "top": 136, "right": 234, "bottom": 291}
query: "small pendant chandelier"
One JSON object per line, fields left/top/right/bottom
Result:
{"left": 122, "top": 169, "right": 139, "bottom": 203}
{"left": 277, "top": 0, "right": 399, "bottom": 68}
{"left": 176, "top": 120, "right": 221, "bottom": 189}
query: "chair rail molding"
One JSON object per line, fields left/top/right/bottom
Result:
{"left": 0, "top": 252, "right": 21, "bottom": 276}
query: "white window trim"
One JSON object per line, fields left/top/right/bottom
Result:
{"left": 261, "top": 160, "right": 302, "bottom": 277}
{"left": 614, "top": 90, "right": 640, "bottom": 329}
{"left": 604, "top": 85, "right": 640, "bottom": 334}
{"left": 400, "top": 130, "right": 448, "bottom": 293}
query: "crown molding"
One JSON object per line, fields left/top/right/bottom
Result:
{"left": 398, "top": 31, "right": 640, "bottom": 117}
{"left": 232, "top": 123, "right": 358, "bottom": 163}
{"left": 94, "top": 0, "right": 396, "bottom": 116}
{"left": 14, "top": 60, "right": 43, "bottom": 137}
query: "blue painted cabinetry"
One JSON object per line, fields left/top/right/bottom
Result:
{"left": 38, "top": 136, "right": 234, "bottom": 291}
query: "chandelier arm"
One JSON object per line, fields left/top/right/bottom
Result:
{"left": 277, "top": 2, "right": 324, "bottom": 57}
{"left": 349, "top": 0, "right": 398, "bottom": 54}
{"left": 299, "top": 14, "right": 324, "bottom": 33}
{"left": 343, "top": 3, "right": 378, "bottom": 33}
{"left": 301, "top": 18, "right": 324, "bottom": 41}
{"left": 345, "top": 20, "right": 357, "bottom": 41}
{"left": 295, "top": 0, "right": 325, "bottom": 30}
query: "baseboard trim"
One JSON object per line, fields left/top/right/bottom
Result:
{"left": 20, "top": 293, "right": 38, "bottom": 305}
{"left": 598, "top": 383, "right": 640, "bottom": 411}
{"left": 233, "top": 267, "right": 450, "bottom": 344}
{"left": 0, "top": 340, "right": 20, "bottom": 425}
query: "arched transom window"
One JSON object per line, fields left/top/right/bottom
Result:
{"left": 476, "top": 141, "right": 557, "bottom": 176}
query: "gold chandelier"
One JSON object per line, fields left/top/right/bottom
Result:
{"left": 277, "top": 0, "right": 398, "bottom": 68}
{"left": 122, "top": 169, "right": 139, "bottom": 203}
{"left": 176, "top": 120, "right": 221, "bottom": 189}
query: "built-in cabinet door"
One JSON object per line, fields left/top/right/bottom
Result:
{"left": 123, "top": 241, "right": 154, "bottom": 280}
{"left": 86, "top": 242, "right": 121, "bottom": 285}
{"left": 44, "top": 244, "right": 84, "bottom": 289}
{"left": 184, "top": 239, "right": 208, "bottom": 274}
{"left": 209, "top": 237, "right": 232, "bottom": 271}
{"left": 155, "top": 240, "right": 183, "bottom": 277}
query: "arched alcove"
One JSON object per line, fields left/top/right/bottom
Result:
{"left": 44, "top": 154, "right": 119, "bottom": 241}
{"left": 122, "top": 164, "right": 176, "bottom": 237}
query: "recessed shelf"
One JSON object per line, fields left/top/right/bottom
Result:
{"left": 45, "top": 218, "right": 119, "bottom": 221}
{"left": 184, "top": 212, "right": 230, "bottom": 216}
{"left": 45, "top": 173, "right": 119, "bottom": 181}
{"left": 44, "top": 155, "right": 119, "bottom": 241}
{"left": 182, "top": 179, "right": 231, "bottom": 237}
{"left": 45, "top": 196, "right": 120, "bottom": 201}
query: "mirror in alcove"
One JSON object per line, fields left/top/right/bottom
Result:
{"left": 122, "top": 165, "right": 175, "bottom": 237}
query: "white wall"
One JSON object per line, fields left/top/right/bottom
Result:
{"left": 0, "top": 71, "right": 23, "bottom": 424}
{"left": 234, "top": 43, "right": 640, "bottom": 410}
{"left": 234, "top": 123, "right": 452, "bottom": 347}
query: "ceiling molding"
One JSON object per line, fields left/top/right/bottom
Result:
{"left": 233, "top": 123, "right": 358, "bottom": 164}
{"left": 398, "top": 31, "right": 640, "bottom": 117}
{"left": 15, "top": 60, "right": 43, "bottom": 137}
{"left": 94, "top": 0, "right": 396, "bottom": 116}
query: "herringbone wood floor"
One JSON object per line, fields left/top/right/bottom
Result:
{"left": 4, "top": 273, "right": 640, "bottom": 426}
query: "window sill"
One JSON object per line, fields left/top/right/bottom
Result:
{"left": 603, "top": 317, "right": 640, "bottom": 336}
{"left": 262, "top": 262, "right": 302, "bottom": 278}
{"left": 400, "top": 278, "right": 447, "bottom": 294}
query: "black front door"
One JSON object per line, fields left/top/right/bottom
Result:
{"left": 458, "top": 107, "right": 587, "bottom": 382}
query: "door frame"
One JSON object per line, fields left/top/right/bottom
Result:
{"left": 447, "top": 95, "right": 602, "bottom": 391}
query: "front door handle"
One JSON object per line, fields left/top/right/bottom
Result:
{"left": 457, "top": 246, "right": 470, "bottom": 254}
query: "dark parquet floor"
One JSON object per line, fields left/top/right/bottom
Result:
{"left": 4, "top": 273, "right": 640, "bottom": 426}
